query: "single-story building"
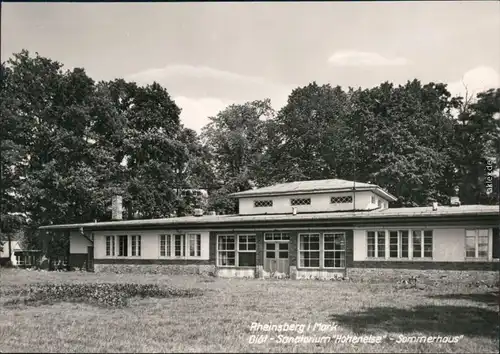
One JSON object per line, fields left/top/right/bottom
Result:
{"left": 39, "top": 179, "right": 500, "bottom": 280}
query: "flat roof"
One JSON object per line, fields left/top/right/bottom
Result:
{"left": 39, "top": 205, "right": 499, "bottom": 231}
{"left": 229, "top": 179, "right": 397, "bottom": 201}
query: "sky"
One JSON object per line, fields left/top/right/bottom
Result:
{"left": 2, "top": 2, "right": 500, "bottom": 132}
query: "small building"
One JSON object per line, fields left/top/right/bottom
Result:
{"left": 39, "top": 179, "right": 500, "bottom": 279}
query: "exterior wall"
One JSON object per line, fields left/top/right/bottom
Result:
{"left": 238, "top": 191, "right": 385, "bottom": 215}
{"left": 0, "top": 241, "right": 21, "bottom": 265}
{"left": 347, "top": 268, "right": 499, "bottom": 284}
{"left": 353, "top": 226, "right": 496, "bottom": 262}
{"left": 94, "top": 260, "right": 215, "bottom": 275}
{"left": 93, "top": 229, "right": 210, "bottom": 260}
{"left": 69, "top": 231, "right": 92, "bottom": 254}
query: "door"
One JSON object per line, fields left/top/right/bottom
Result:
{"left": 87, "top": 246, "right": 94, "bottom": 272}
{"left": 264, "top": 242, "right": 289, "bottom": 274}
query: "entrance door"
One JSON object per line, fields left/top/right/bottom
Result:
{"left": 264, "top": 242, "right": 289, "bottom": 274}
{"left": 87, "top": 246, "right": 94, "bottom": 272}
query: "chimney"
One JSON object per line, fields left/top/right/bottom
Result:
{"left": 432, "top": 202, "right": 438, "bottom": 211}
{"left": 111, "top": 195, "right": 123, "bottom": 220}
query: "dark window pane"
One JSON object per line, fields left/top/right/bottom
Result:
{"left": 266, "top": 251, "right": 275, "bottom": 259}
{"left": 239, "top": 252, "right": 256, "bottom": 266}
{"left": 279, "top": 251, "right": 288, "bottom": 259}
{"left": 279, "top": 243, "right": 288, "bottom": 250}
{"left": 266, "top": 243, "right": 275, "bottom": 250}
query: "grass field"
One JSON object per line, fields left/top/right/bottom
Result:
{"left": 0, "top": 268, "right": 498, "bottom": 353}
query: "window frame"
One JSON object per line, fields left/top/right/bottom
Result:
{"left": 412, "top": 230, "right": 433, "bottom": 259}
{"left": 254, "top": 200, "right": 273, "bottom": 208}
{"left": 388, "top": 230, "right": 409, "bottom": 259}
{"left": 216, "top": 234, "right": 257, "bottom": 267}
{"left": 366, "top": 231, "right": 386, "bottom": 258}
{"left": 323, "top": 232, "right": 346, "bottom": 269}
{"left": 330, "top": 195, "right": 353, "bottom": 204}
{"left": 290, "top": 198, "right": 311, "bottom": 206}
{"left": 465, "top": 229, "right": 489, "bottom": 259}
{"left": 131, "top": 235, "right": 141, "bottom": 257}
{"left": 298, "top": 233, "right": 321, "bottom": 268}
{"left": 105, "top": 235, "right": 115, "bottom": 257}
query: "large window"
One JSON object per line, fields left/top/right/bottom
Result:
{"left": 106, "top": 235, "right": 115, "bottom": 256}
{"left": 159, "top": 234, "right": 202, "bottom": 258}
{"left": 299, "top": 233, "right": 320, "bottom": 267}
{"left": 238, "top": 235, "right": 256, "bottom": 266}
{"left": 218, "top": 235, "right": 236, "bottom": 266}
{"left": 323, "top": 233, "right": 345, "bottom": 268}
{"left": 412, "top": 230, "right": 433, "bottom": 258}
{"left": 389, "top": 230, "right": 409, "bottom": 259}
{"left": 367, "top": 231, "right": 386, "bottom": 258}
{"left": 217, "top": 234, "right": 256, "bottom": 267}
{"left": 118, "top": 235, "right": 128, "bottom": 257}
{"left": 465, "top": 229, "right": 489, "bottom": 258}
{"left": 131, "top": 235, "right": 141, "bottom": 257}
{"left": 366, "top": 229, "right": 433, "bottom": 260}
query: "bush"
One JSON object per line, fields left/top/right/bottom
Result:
{"left": 4, "top": 282, "right": 204, "bottom": 308}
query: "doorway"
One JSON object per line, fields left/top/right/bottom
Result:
{"left": 264, "top": 242, "right": 289, "bottom": 274}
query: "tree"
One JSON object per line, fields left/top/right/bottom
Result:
{"left": 201, "top": 99, "right": 274, "bottom": 214}
{"left": 452, "top": 88, "right": 500, "bottom": 204}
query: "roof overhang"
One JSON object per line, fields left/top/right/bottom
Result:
{"left": 230, "top": 187, "right": 398, "bottom": 202}
{"left": 39, "top": 210, "right": 498, "bottom": 232}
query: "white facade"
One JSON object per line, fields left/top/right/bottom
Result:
{"left": 93, "top": 230, "right": 210, "bottom": 260}
{"left": 238, "top": 191, "right": 389, "bottom": 215}
{"left": 353, "top": 226, "right": 495, "bottom": 262}
{"left": 69, "top": 231, "right": 93, "bottom": 254}
{"left": 0, "top": 241, "right": 21, "bottom": 265}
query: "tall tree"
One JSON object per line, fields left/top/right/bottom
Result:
{"left": 201, "top": 99, "right": 274, "bottom": 214}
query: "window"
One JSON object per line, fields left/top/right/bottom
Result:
{"left": 238, "top": 235, "right": 256, "bottom": 266}
{"left": 299, "top": 233, "right": 320, "bottom": 267}
{"left": 371, "top": 195, "right": 376, "bottom": 204}
{"left": 218, "top": 235, "right": 236, "bottom": 266}
{"left": 264, "top": 232, "right": 290, "bottom": 241}
{"left": 131, "top": 235, "right": 141, "bottom": 256}
{"left": 330, "top": 196, "right": 353, "bottom": 204}
{"left": 189, "top": 234, "right": 201, "bottom": 257}
{"left": 174, "top": 234, "right": 185, "bottom": 257}
{"left": 106, "top": 235, "right": 115, "bottom": 256}
{"left": 290, "top": 198, "right": 311, "bottom": 206}
{"left": 159, "top": 234, "right": 170, "bottom": 257}
{"left": 324, "top": 233, "right": 346, "bottom": 268}
{"left": 217, "top": 234, "right": 257, "bottom": 267}
{"left": 466, "top": 229, "right": 489, "bottom": 258}
{"left": 389, "top": 230, "right": 409, "bottom": 258}
{"left": 254, "top": 200, "right": 273, "bottom": 208}
{"left": 118, "top": 235, "right": 128, "bottom": 257}
{"left": 367, "top": 231, "right": 386, "bottom": 258}
{"left": 377, "top": 199, "right": 382, "bottom": 208}
{"left": 412, "top": 230, "right": 433, "bottom": 258}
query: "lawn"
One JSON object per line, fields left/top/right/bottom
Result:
{"left": 0, "top": 268, "right": 498, "bottom": 353}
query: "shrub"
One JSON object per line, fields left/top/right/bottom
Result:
{"left": 4, "top": 282, "right": 203, "bottom": 308}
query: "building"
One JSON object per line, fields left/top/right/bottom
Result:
{"left": 0, "top": 240, "right": 42, "bottom": 268}
{"left": 38, "top": 179, "right": 500, "bottom": 279}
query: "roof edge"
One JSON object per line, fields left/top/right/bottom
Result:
{"left": 230, "top": 186, "right": 397, "bottom": 201}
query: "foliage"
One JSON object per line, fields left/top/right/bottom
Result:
{"left": 1, "top": 48, "right": 499, "bottom": 240}
{"left": 3, "top": 282, "right": 204, "bottom": 308}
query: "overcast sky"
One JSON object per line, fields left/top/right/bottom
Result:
{"left": 2, "top": 2, "right": 499, "bottom": 132}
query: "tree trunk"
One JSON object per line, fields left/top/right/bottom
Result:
{"left": 7, "top": 232, "right": 12, "bottom": 267}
